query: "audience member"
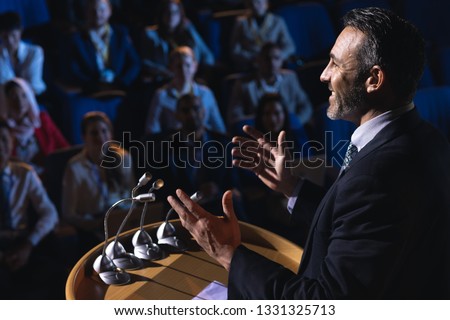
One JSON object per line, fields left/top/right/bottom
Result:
{"left": 0, "top": 121, "right": 61, "bottom": 299}
{"left": 66, "top": 0, "right": 141, "bottom": 94}
{"left": 230, "top": 0, "right": 295, "bottom": 71}
{"left": 228, "top": 42, "right": 313, "bottom": 125}
{"left": 0, "top": 11, "right": 46, "bottom": 96}
{"left": 1, "top": 78, "right": 69, "bottom": 175}
{"left": 168, "top": 7, "right": 450, "bottom": 299}
{"left": 140, "top": 0, "right": 214, "bottom": 83}
{"left": 237, "top": 93, "right": 309, "bottom": 243}
{"left": 145, "top": 46, "right": 225, "bottom": 135}
{"left": 254, "top": 93, "right": 307, "bottom": 154}
{"left": 62, "top": 111, "right": 135, "bottom": 252}
{"left": 165, "top": 94, "right": 235, "bottom": 198}
{"left": 148, "top": 93, "right": 245, "bottom": 218}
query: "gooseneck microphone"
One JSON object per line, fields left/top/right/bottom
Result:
{"left": 132, "top": 179, "right": 165, "bottom": 260}
{"left": 93, "top": 197, "right": 132, "bottom": 285}
{"left": 105, "top": 174, "right": 157, "bottom": 269}
{"left": 93, "top": 172, "right": 157, "bottom": 285}
{"left": 156, "top": 191, "right": 203, "bottom": 251}
{"left": 133, "top": 172, "right": 152, "bottom": 194}
{"left": 93, "top": 194, "right": 157, "bottom": 284}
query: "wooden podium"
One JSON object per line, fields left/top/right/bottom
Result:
{"left": 66, "top": 220, "right": 303, "bottom": 300}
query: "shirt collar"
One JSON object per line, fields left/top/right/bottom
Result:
{"left": 167, "top": 82, "right": 199, "bottom": 99}
{"left": 1, "top": 163, "right": 12, "bottom": 177}
{"left": 17, "top": 41, "right": 27, "bottom": 61}
{"left": 351, "top": 102, "right": 414, "bottom": 151}
{"left": 0, "top": 42, "right": 25, "bottom": 61}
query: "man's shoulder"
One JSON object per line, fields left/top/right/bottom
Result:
{"left": 267, "top": 13, "right": 284, "bottom": 24}
{"left": 20, "top": 41, "right": 43, "bottom": 55}
{"left": 154, "top": 84, "right": 172, "bottom": 97}
{"left": 280, "top": 69, "right": 297, "bottom": 79}
{"left": 66, "top": 151, "right": 86, "bottom": 167}
{"left": 193, "top": 82, "right": 215, "bottom": 98}
{"left": 110, "top": 23, "right": 129, "bottom": 34}
{"left": 235, "top": 15, "right": 249, "bottom": 25}
{"left": 234, "top": 73, "right": 260, "bottom": 88}
{"left": 8, "top": 160, "right": 34, "bottom": 174}
{"left": 347, "top": 113, "right": 450, "bottom": 178}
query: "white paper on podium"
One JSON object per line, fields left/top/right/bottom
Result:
{"left": 192, "top": 280, "right": 228, "bottom": 300}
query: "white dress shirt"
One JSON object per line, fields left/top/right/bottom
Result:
{"left": 62, "top": 149, "right": 135, "bottom": 222}
{"left": 0, "top": 161, "right": 58, "bottom": 246}
{"left": 0, "top": 41, "right": 46, "bottom": 94}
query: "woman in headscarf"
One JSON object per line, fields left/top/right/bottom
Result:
{"left": 2, "top": 78, "right": 69, "bottom": 174}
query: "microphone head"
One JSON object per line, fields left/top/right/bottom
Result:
{"left": 190, "top": 191, "right": 203, "bottom": 202}
{"left": 152, "top": 179, "right": 164, "bottom": 190}
{"left": 133, "top": 193, "right": 156, "bottom": 202}
{"left": 137, "top": 172, "right": 152, "bottom": 188}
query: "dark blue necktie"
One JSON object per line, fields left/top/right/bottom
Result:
{"left": 341, "top": 143, "right": 358, "bottom": 172}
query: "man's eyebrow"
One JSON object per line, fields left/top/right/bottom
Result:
{"left": 329, "top": 53, "right": 340, "bottom": 64}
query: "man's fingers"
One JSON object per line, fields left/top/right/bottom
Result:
{"left": 232, "top": 136, "right": 257, "bottom": 146}
{"left": 277, "top": 130, "right": 292, "bottom": 160}
{"left": 167, "top": 195, "right": 189, "bottom": 219}
{"left": 222, "top": 190, "right": 236, "bottom": 222}
{"left": 232, "top": 159, "right": 261, "bottom": 172}
{"left": 231, "top": 147, "right": 259, "bottom": 162}
{"left": 242, "top": 125, "right": 265, "bottom": 141}
{"left": 175, "top": 189, "right": 209, "bottom": 220}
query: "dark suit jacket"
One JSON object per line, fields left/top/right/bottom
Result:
{"left": 68, "top": 25, "right": 141, "bottom": 92}
{"left": 228, "top": 108, "right": 450, "bottom": 299}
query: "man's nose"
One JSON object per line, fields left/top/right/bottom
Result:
{"left": 320, "top": 64, "right": 331, "bottom": 83}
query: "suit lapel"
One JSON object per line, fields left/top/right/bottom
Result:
{"left": 340, "top": 108, "right": 422, "bottom": 176}
{"left": 107, "top": 26, "right": 117, "bottom": 69}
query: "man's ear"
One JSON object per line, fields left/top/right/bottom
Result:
{"left": 365, "top": 65, "right": 384, "bottom": 93}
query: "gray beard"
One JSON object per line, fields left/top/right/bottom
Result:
{"left": 327, "top": 84, "right": 367, "bottom": 120}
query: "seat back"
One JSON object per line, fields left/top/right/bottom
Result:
{"left": 414, "top": 86, "right": 450, "bottom": 141}
{"left": 43, "top": 145, "right": 83, "bottom": 215}
{"left": 335, "top": 0, "right": 391, "bottom": 19}
{"left": 275, "top": 2, "right": 336, "bottom": 61}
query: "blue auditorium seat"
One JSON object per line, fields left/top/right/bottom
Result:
{"left": 196, "top": 9, "right": 243, "bottom": 63}
{"left": 0, "top": 0, "right": 50, "bottom": 28}
{"left": 274, "top": 2, "right": 336, "bottom": 62}
{"left": 401, "top": 0, "right": 450, "bottom": 47}
{"left": 432, "top": 46, "right": 450, "bottom": 86}
{"left": 418, "top": 63, "right": 435, "bottom": 89}
{"left": 44, "top": 145, "right": 83, "bottom": 215}
{"left": 414, "top": 86, "right": 450, "bottom": 141}
{"left": 335, "top": 0, "right": 391, "bottom": 19}
{"left": 61, "top": 93, "right": 123, "bottom": 144}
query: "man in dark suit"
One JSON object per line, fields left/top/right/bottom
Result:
{"left": 167, "top": 8, "right": 450, "bottom": 299}
{"left": 67, "top": 0, "right": 140, "bottom": 94}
